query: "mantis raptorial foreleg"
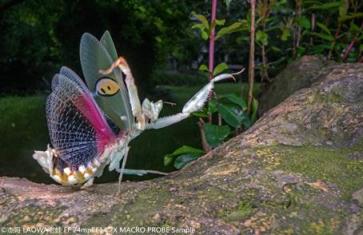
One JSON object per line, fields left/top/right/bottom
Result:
{"left": 146, "top": 72, "right": 238, "bottom": 130}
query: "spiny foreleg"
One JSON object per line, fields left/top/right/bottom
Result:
{"left": 147, "top": 71, "right": 241, "bottom": 130}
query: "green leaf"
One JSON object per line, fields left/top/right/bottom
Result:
{"left": 192, "top": 108, "right": 209, "bottom": 118}
{"left": 208, "top": 99, "right": 218, "bottom": 114}
{"left": 339, "top": 0, "right": 348, "bottom": 18}
{"left": 173, "top": 145, "right": 204, "bottom": 156}
{"left": 339, "top": 13, "right": 363, "bottom": 22}
{"left": 316, "top": 23, "right": 333, "bottom": 36}
{"left": 240, "top": 113, "right": 252, "bottom": 128}
{"left": 251, "top": 97, "right": 259, "bottom": 122}
{"left": 192, "top": 12, "right": 210, "bottom": 31}
{"left": 192, "top": 23, "right": 207, "bottom": 31}
{"left": 204, "top": 123, "right": 231, "bottom": 147}
{"left": 213, "top": 63, "right": 229, "bottom": 76}
{"left": 215, "top": 19, "right": 226, "bottom": 26}
{"left": 201, "top": 30, "right": 209, "bottom": 40}
{"left": 280, "top": 28, "right": 291, "bottom": 41}
{"left": 174, "top": 154, "right": 199, "bottom": 169}
{"left": 217, "top": 103, "right": 241, "bottom": 128}
{"left": 256, "top": 31, "right": 268, "bottom": 46}
{"left": 349, "top": 22, "right": 361, "bottom": 35}
{"left": 309, "top": 2, "right": 340, "bottom": 10}
{"left": 211, "top": 19, "right": 226, "bottom": 30}
{"left": 216, "top": 21, "right": 246, "bottom": 40}
{"left": 296, "top": 16, "right": 311, "bottom": 30}
{"left": 164, "top": 154, "right": 174, "bottom": 166}
{"left": 219, "top": 94, "right": 247, "bottom": 110}
{"left": 192, "top": 23, "right": 209, "bottom": 40}
{"left": 164, "top": 145, "right": 203, "bottom": 166}
{"left": 199, "top": 64, "right": 209, "bottom": 73}
{"left": 309, "top": 32, "right": 334, "bottom": 42}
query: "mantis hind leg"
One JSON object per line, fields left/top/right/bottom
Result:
{"left": 117, "top": 146, "right": 129, "bottom": 194}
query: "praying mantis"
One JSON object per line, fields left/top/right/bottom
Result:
{"left": 33, "top": 31, "right": 239, "bottom": 191}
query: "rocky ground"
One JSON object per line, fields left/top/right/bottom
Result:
{"left": 0, "top": 56, "right": 362, "bottom": 234}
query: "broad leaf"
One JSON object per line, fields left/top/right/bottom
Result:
{"left": 338, "top": 0, "right": 348, "bottom": 18}
{"left": 309, "top": 2, "right": 340, "bottom": 10}
{"left": 164, "top": 145, "right": 203, "bottom": 166}
{"left": 192, "top": 23, "right": 207, "bottom": 31}
{"left": 296, "top": 16, "right": 311, "bottom": 30}
{"left": 174, "top": 154, "right": 199, "bottom": 169}
{"left": 339, "top": 13, "right": 363, "bottom": 23}
{"left": 204, "top": 123, "right": 231, "bottom": 147}
{"left": 219, "top": 94, "right": 247, "bottom": 110}
{"left": 217, "top": 103, "right": 241, "bottom": 128}
{"left": 316, "top": 23, "right": 333, "bottom": 36}
{"left": 213, "top": 63, "right": 229, "bottom": 76}
{"left": 216, "top": 21, "right": 246, "bottom": 40}
{"left": 201, "top": 30, "right": 209, "bottom": 40}
{"left": 192, "top": 107, "right": 209, "bottom": 118}
{"left": 280, "top": 28, "right": 291, "bottom": 41}
{"left": 199, "top": 64, "right": 209, "bottom": 73}
{"left": 256, "top": 31, "right": 268, "bottom": 46}
{"left": 215, "top": 19, "right": 226, "bottom": 26}
{"left": 192, "top": 23, "right": 209, "bottom": 40}
{"left": 192, "top": 12, "right": 210, "bottom": 31}
{"left": 208, "top": 99, "right": 218, "bottom": 114}
{"left": 309, "top": 32, "right": 334, "bottom": 42}
{"left": 240, "top": 113, "right": 252, "bottom": 128}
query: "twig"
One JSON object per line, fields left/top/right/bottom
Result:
{"left": 198, "top": 118, "right": 211, "bottom": 152}
{"left": 247, "top": 0, "right": 256, "bottom": 114}
{"left": 208, "top": 0, "right": 218, "bottom": 124}
{"left": 342, "top": 22, "right": 363, "bottom": 62}
{"left": 163, "top": 101, "right": 177, "bottom": 106}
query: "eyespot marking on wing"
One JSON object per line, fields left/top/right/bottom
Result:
{"left": 96, "top": 77, "right": 120, "bottom": 96}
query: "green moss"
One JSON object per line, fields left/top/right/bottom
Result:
{"left": 222, "top": 201, "right": 254, "bottom": 222}
{"left": 307, "top": 220, "right": 335, "bottom": 235}
{"left": 274, "top": 143, "right": 363, "bottom": 199}
{"left": 313, "top": 90, "right": 345, "bottom": 103}
{"left": 83, "top": 187, "right": 172, "bottom": 228}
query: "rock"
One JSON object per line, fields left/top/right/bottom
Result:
{"left": 352, "top": 188, "right": 363, "bottom": 207}
{"left": 259, "top": 55, "right": 335, "bottom": 114}
{"left": 1, "top": 60, "right": 362, "bottom": 234}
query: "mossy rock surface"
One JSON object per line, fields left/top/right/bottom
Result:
{"left": 0, "top": 60, "right": 362, "bottom": 234}
{"left": 259, "top": 55, "right": 335, "bottom": 114}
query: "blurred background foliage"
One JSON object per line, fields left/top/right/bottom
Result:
{"left": 0, "top": 0, "right": 362, "bottom": 94}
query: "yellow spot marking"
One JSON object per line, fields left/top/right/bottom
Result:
{"left": 74, "top": 171, "right": 85, "bottom": 182}
{"left": 85, "top": 167, "right": 94, "bottom": 176}
{"left": 53, "top": 168, "right": 68, "bottom": 185}
{"left": 96, "top": 78, "right": 120, "bottom": 96}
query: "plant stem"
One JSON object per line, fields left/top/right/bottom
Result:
{"left": 310, "top": 13, "right": 316, "bottom": 45}
{"left": 261, "top": 44, "right": 270, "bottom": 82}
{"left": 208, "top": 0, "right": 217, "bottom": 81}
{"left": 247, "top": 0, "right": 256, "bottom": 114}
{"left": 328, "top": 24, "right": 341, "bottom": 60}
{"left": 198, "top": 118, "right": 211, "bottom": 152}
{"left": 207, "top": 0, "right": 217, "bottom": 123}
{"left": 293, "top": 0, "right": 302, "bottom": 58}
{"left": 342, "top": 22, "right": 363, "bottom": 62}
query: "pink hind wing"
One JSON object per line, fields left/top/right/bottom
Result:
{"left": 47, "top": 72, "right": 116, "bottom": 169}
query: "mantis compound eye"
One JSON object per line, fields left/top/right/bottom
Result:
{"left": 95, "top": 77, "right": 120, "bottom": 96}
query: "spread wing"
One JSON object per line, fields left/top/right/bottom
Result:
{"left": 80, "top": 31, "right": 133, "bottom": 132}
{"left": 47, "top": 70, "right": 116, "bottom": 171}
